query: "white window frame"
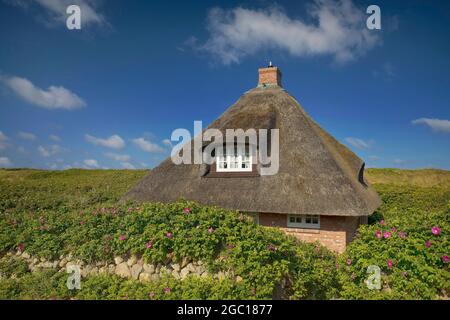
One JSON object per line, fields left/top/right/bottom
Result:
{"left": 287, "top": 214, "right": 320, "bottom": 229}
{"left": 216, "top": 144, "right": 253, "bottom": 172}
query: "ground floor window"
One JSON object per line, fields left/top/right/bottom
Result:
{"left": 287, "top": 214, "right": 320, "bottom": 228}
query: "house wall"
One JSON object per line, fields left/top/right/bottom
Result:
{"left": 258, "top": 213, "right": 364, "bottom": 253}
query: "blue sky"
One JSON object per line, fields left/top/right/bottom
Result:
{"left": 0, "top": 0, "right": 449, "bottom": 170}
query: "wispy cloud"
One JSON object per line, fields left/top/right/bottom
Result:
{"left": 195, "top": 0, "right": 379, "bottom": 65}
{"left": 18, "top": 131, "right": 37, "bottom": 141}
{"left": 120, "top": 162, "right": 135, "bottom": 169}
{"left": 104, "top": 152, "right": 131, "bottom": 162}
{"left": 1, "top": 75, "right": 86, "bottom": 110}
{"left": 344, "top": 137, "right": 372, "bottom": 150}
{"left": 412, "top": 118, "right": 450, "bottom": 134}
{"left": 393, "top": 158, "right": 407, "bottom": 166}
{"left": 49, "top": 134, "right": 61, "bottom": 142}
{"left": 0, "top": 156, "right": 12, "bottom": 167}
{"left": 85, "top": 134, "right": 125, "bottom": 149}
{"left": 0, "top": 131, "right": 9, "bottom": 150}
{"left": 83, "top": 158, "right": 99, "bottom": 168}
{"left": 132, "top": 137, "right": 165, "bottom": 153}
{"left": 6, "top": 0, "right": 107, "bottom": 27}
{"left": 37, "top": 144, "right": 63, "bottom": 157}
{"left": 373, "top": 62, "right": 396, "bottom": 81}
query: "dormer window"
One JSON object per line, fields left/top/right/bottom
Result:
{"left": 216, "top": 144, "right": 252, "bottom": 172}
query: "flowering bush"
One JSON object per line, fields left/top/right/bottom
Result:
{"left": 339, "top": 183, "right": 450, "bottom": 299}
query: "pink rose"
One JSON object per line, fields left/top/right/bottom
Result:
{"left": 346, "top": 258, "right": 352, "bottom": 266}
{"left": 431, "top": 227, "right": 441, "bottom": 235}
{"left": 183, "top": 207, "right": 191, "bottom": 213}
{"left": 387, "top": 260, "right": 393, "bottom": 269}
{"left": 164, "top": 287, "right": 171, "bottom": 294}
{"left": 166, "top": 232, "right": 173, "bottom": 239}
{"left": 391, "top": 227, "right": 397, "bottom": 232}
{"left": 146, "top": 241, "right": 153, "bottom": 249}
{"left": 375, "top": 230, "right": 382, "bottom": 239}
{"left": 17, "top": 243, "right": 24, "bottom": 253}
{"left": 425, "top": 240, "right": 432, "bottom": 248}
{"left": 383, "top": 232, "right": 391, "bottom": 239}
{"left": 119, "top": 235, "right": 126, "bottom": 241}
{"left": 380, "top": 219, "right": 385, "bottom": 225}
{"left": 80, "top": 220, "right": 85, "bottom": 225}
{"left": 398, "top": 231, "right": 406, "bottom": 239}
{"left": 208, "top": 227, "right": 215, "bottom": 233}
{"left": 442, "top": 256, "right": 449, "bottom": 263}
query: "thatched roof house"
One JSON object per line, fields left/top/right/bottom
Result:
{"left": 125, "top": 65, "right": 381, "bottom": 253}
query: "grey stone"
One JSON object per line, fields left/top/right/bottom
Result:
{"left": 127, "top": 255, "right": 137, "bottom": 266}
{"left": 81, "top": 265, "right": 92, "bottom": 278}
{"left": 151, "top": 273, "right": 160, "bottom": 282}
{"left": 21, "top": 252, "right": 30, "bottom": 259}
{"left": 143, "top": 264, "right": 155, "bottom": 274}
{"left": 180, "top": 257, "right": 190, "bottom": 268}
{"left": 115, "top": 262, "right": 131, "bottom": 278}
{"left": 171, "top": 263, "right": 181, "bottom": 272}
{"left": 186, "top": 263, "right": 196, "bottom": 273}
{"left": 90, "top": 267, "right": 99, "bottom": 275}
{"left": 108, "top": 264, "right": 116, "bottom": 274}
{"left": 139, "top": 272, "right": 152, "bottom": 282}
{"left": 114, "top": 256, "right": 123, "bottom": 265}
{"left": 180, "top": 267, "right": 190, "bottom": 279}
{"left": 131, "top": 264, "right": 143, "bottom": 280}
{"left": 59, "top": 258, "right": 67, "bottom": 268}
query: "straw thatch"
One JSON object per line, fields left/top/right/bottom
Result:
{"left": 124, "top": 85, "right": 380, "bottom": 216}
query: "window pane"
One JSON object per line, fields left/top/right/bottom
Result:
{"left": 296, "top": 217, "right": 302, "bottom": 223}
{"left": 289, "top": 217, "right": 295, "bottom": 223}
{"left": 305, "top": 215, "right": 312, "bottom": 224}
{"left": 312, "top": 216, "right": 319, "bottom": 224}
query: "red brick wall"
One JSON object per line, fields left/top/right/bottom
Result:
{"left": 258, "top": 212, "right": 363, "bottom": 253}
{"left": 258, "top": 67, "right": 282, "bottom": 86}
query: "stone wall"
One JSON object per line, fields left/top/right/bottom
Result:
{"left": 2, "top": 250, "right": 240, "bottom": 283}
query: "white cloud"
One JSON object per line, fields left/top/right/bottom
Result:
{"left": 412, "top": 118, "right": 450, "bottom": 134}
{"left": 197, "top": 0, "right": 379, "bottom": 65}
{"left": 49, "top": 134, "right": 61, "bottom": 142}
{"left": 85, "top": 134, "right": 125, "bottom": 149}
{"left": 393, "top": 158, "right": 406, "bottom": 165}
{"left": 0, "top": 157, "right": 12, "bottom": 167}
{"left": 6, "top": 0, "right": 107, "bottom": 27}
{"left": 344, "top": 137, "right": 371, "bottom": 150}
{"left": 121, "top": 162, "right": 135, "bottom": 169}
{"left": 83, "top": 159, "right": 99, "bottom": 168}
{"left": 0, "top": 131, "right": 9, "bottom": 150}
{"left": 104, "top": 152, "right": 131, "bottom": 162}
{"left": 162, "top": 139, "right": 173, "bottom": 148}
{"left": 38, "top": 144, "right": 63, "bottom": 157}
{"left": 132, "top": 137, "right": 165, "bottom": 153}
{"left": 1, "top": 75, "right": 86, "bottom": 110}
{"left": 18, "top": 131, "right": 37, "bottom": 141}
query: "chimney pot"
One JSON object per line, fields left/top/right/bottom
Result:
{"left": 258, "top": 65, "right": 282, "bottom": 87}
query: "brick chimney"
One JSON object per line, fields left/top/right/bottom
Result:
{"left": 258, "top": 62, "right": 282, "bottom": 87}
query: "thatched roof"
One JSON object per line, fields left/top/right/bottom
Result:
{"left": 124, "top": 83, "right": 381, "bottom": 216}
